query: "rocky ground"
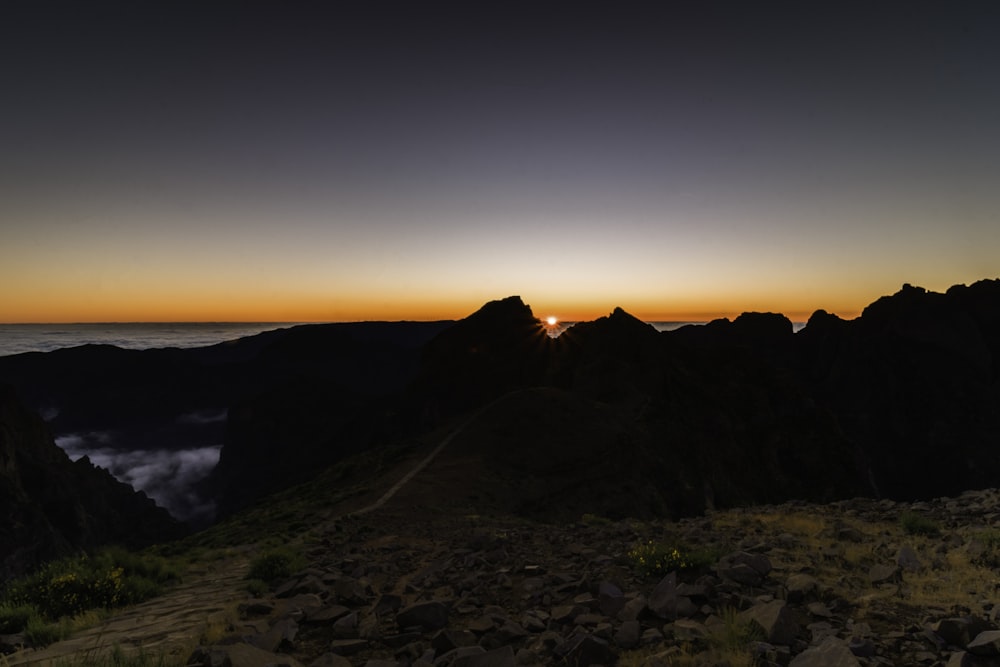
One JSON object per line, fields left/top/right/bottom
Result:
{"left": 9, "top": 455, "right": 1000, "bottom": 667}
{"left": 173, "top": 489, "right": 1000, "bottom": 667}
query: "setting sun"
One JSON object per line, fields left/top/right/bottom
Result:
{"left": 546, "top": 316, "right": 558, "bottom": 326}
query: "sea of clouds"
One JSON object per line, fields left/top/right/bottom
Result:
{"left": 56, "top": 432, "right": 222, "bottom": 526}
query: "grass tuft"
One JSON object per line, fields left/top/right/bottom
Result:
{"left": 899, "top": 511, "right": 941, "bottom": 537}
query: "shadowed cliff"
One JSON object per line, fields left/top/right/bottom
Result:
{"left": 0, "top": 386, "right": 185, "bottom": 578}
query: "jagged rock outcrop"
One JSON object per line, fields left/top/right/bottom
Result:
{"left": 411, "top": 296, "right": 553, "bottom": 421}
{"left": 797, "top": 279, "right": 1000, "bottom": 500}
{"left": 0, "top": 386, "right": 185, "bottom": 578}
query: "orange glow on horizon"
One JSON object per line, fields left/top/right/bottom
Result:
{"left": 0, "top": 291, "right": 868, "bottom": 325}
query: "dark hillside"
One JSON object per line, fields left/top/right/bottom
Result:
{"left": 0, "top": 386, "right": 184, "bottom": 578}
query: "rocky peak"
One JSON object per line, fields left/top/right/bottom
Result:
{"left": 411, "top": 297, "right": 551, "bottom": 420}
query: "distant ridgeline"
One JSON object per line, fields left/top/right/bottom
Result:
{"left": 1, "top": 279, "right": 999, "bottom": 571}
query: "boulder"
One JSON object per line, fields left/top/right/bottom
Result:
{"left": 789, "top": 637, "right": 861, "bottom": 667}
{"left": 614, "top": 620, "right": 641, "bottom": 649}
{"left": 555, "top": 633, "right": 616, "bottom": 667}
{"left": 868, "top": 564, "right": 900, "bottom": 585}
{"left": 786, "top": 574, "right": 820, "bottom": 603}
{"left": 719, "top": 552, "right": 772, "bottom": 587}
{"left": 648, "top": 572, "right": 696, "bottom": 619}
{"left": 741, "top": 600, "right": 798, "bottom": 646}
{"left": 397, "top": 601, "right": 450, "bottom": 632}
{"left": 969, "top": 631, "right": 1000, "bottom": 656}
{"left": 189, "top": 643, "right": 305, "bottom": 667}
{"left": 451, "top": 645, "right": 516, "bottom": 667}
{"left": 936, "top": 618, "right": 992, "bottom": 649}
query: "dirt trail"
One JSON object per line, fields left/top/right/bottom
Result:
{"left": 7, "top": 407, "right": 487, "bottom": 666}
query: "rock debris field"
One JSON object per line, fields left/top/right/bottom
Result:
{"left": 14, "top": 488, "right": 1000, "bottom": 667}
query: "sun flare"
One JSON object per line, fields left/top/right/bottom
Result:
{"left": 546, "top": 316, "right": 558, "bottom": 326}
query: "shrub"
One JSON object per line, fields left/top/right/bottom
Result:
{"left": 900, "top": 512, "right": 941, "bottom": 537}
{"left": 244, "top": 579, "right": 270, "bottom": 597}
{"left": 2, "top": 547, "right": 181, "bottom": 623}
{"left": 4, "top": 560, "right": 125, "bottom": 619}
{"left": 627, "top": 540, "right": 718, "bottom": 577}
{"left": 246, "top": 548, "right": 301, "bottom": 583}
{"left": 23, "top": 615, "right": 70, "bottom": 647}
{"left": 0, "top": 602, "right": 38, "bottom": 633}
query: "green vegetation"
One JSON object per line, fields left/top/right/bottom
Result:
{"left": 970, "top": 529, "right": 1000, "bottom": 568}
{"left": 244, "top": 579, "right": 270, "bottom": 597}
{"left": 711, "top": 606, "right": 763, "bottom": 656}
{"left": 245, "top": 547, "right": 303, "bottom": 584}
{"left": 0, "top": 547, "right": 183, "bottom": 646}
{"left": 0, "top": 602, "right": 35, "bottom": 633}
{"left": 627, "top": 539, "right": 719, "bottom": 578}
{"left": 899, "top": 511, "right": 941, "bottom": 537}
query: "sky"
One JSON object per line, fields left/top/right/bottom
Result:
{"left": 2, "top": 2, "right": 999, "bottom": 323}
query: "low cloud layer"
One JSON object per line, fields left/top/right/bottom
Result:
{"left": 56, "top": 434, "right": 221, "bottom": 525}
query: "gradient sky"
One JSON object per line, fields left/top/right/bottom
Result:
{"left": 2, "top": 3, "right": 999, "bottom": 323}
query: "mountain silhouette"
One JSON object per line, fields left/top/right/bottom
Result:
{"left": 1, "top": 279, "right": 999, "bottom": 565}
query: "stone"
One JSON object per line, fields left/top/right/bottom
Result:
{"left": 334, "top": 578, "right": 370, "bottom": 605}
{"left": 868, "top": 564, "right": 900, "bottom": 585}
{"left": 720, "top": 552, "right": 772, "bottom": 587}
{"left": 374, "top": 594, "right": 403, "bottom": 616}
{"left": 329, "top": 639, "right": 369, "bottom": 656}
{"left": 648, "top": 572, "right": 695, "bottom": 619}
{"left": 435, "top": 646, "right": 486, "bottom": 667}
{"left": 252, "top": 617, "right": 298, "bottom": 652}
{"left": 190, "top": 643, "right": 305, "bottom": 667}
{"left": 451, "top": 645, "right": 516, "bottom": 667}
{"left": 640, "top": 627, "right": 664, "bottom": 644}
{"left": 968, "top": 630, "right": 1000, "bottom": 656}
{"left": 847, "top": 636, "right": 876, "bottom": 658}
{"left": 836, "top": 527, "right": 864, "bottom": 543}
{"left": 432, "top": 629, "right": 479, "bottom": 654}
{"left": 741, "top": 600, "right": 798, "bottom": 646}
{"left": 671, "top": 619, "right": 708, "bottom": 642}
{"left": 897, "top": 545, "right": 922, "bottom": 572}
{"left": 308, "top": 653, "right": 353, "bottom": 667}
{"left": 240, "top": 599, "right": 276, "bottom": 616}
{"left": 807, "top": 602, "right": 834, "bottom": 618}
{"left": 789, "top": 637, "right": 861, "bottom": 667}
{"left": 332, "top": 611, "right": 359, "bottom": 637}
{"left": 556, "top": 633, "right": 616, "bottom": 667}
{"left": 937, "top": 618, "right": 978, "bottom": 648}
{"left": 617, "top": 596, "right": 647, "bottom": 622}
{"left": 277, "top": 594, "right": 325, "bottom": 619}
{"left": 936, "top": 617, "right": 996, "bottom": 649}
{"left": 614, "top": 620, "right": 641, "bottom": 648}
{"left": 550, "top": 605, "right": 578, "bottom": 624}
{"left": 398, "top": 601, "right": 450, "bottom": 631}
{"left": 786, "top": 574, "right": 820, "bottom": 603}
{"left": 946, "top": 651, "right": 1000, "bottom": 667}
{"left": 306, "top": 605, "right": 352, "bottom": 625}
{"left": 597, "top": 581, "right": 625, "bottom": 616}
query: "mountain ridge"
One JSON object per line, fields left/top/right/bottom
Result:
{"left": 0, "top": 279, "right": 998, "bottom": 570}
